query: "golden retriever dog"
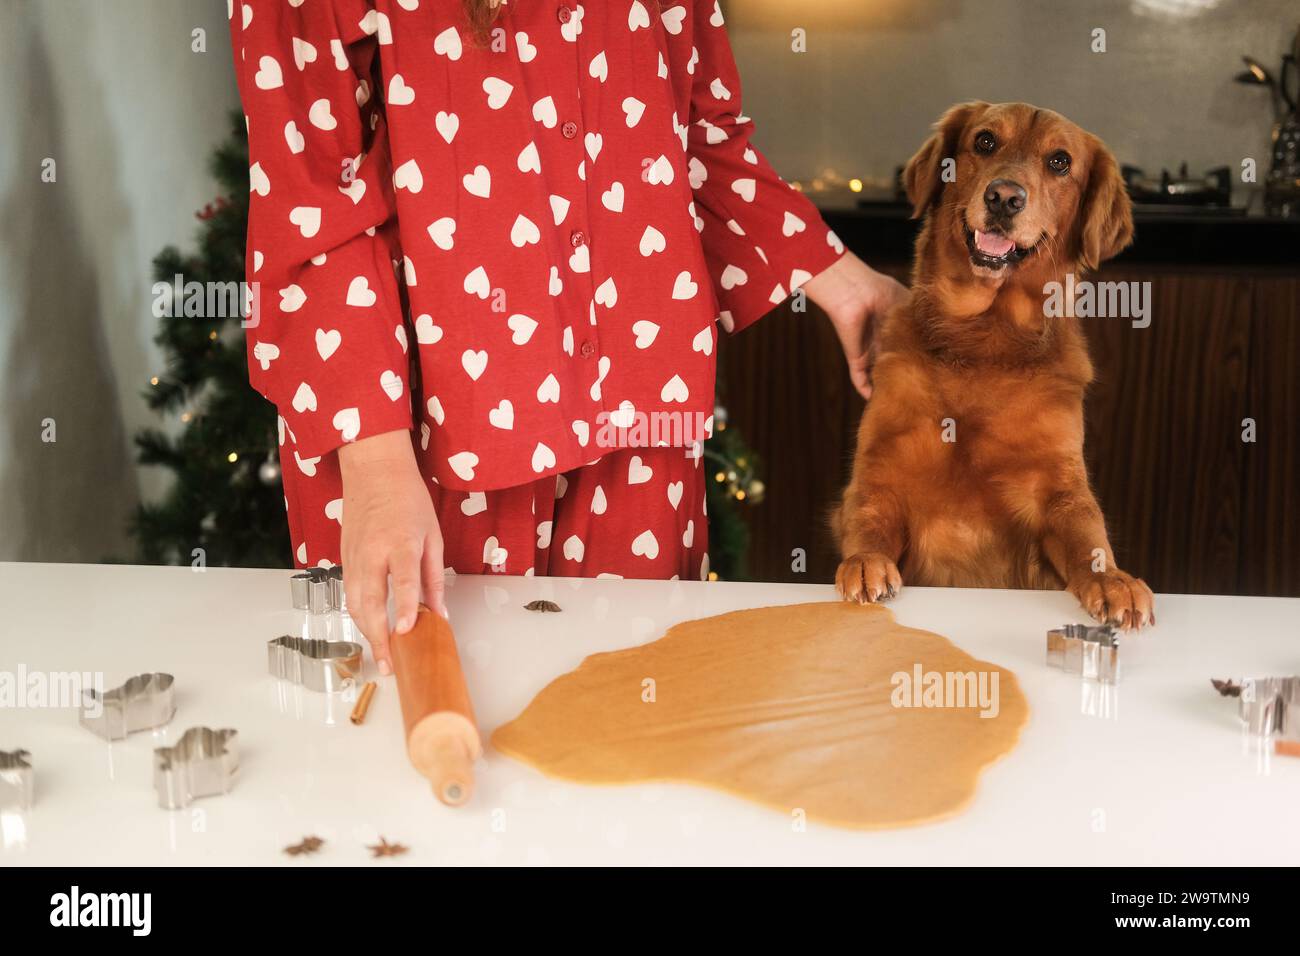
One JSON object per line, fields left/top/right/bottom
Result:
{"left": 834, "top": 102, "right": 1154, "bottom": 629}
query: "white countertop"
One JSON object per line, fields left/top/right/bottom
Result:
{"left": 1, "top": 562, "right": 1296, "bottom": 866}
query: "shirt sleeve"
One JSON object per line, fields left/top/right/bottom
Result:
{"left": 685, "top": 0, "right": 846, "bottom": 334}
{"left": 230, "top": 0, "right": 412, "bottom": 460}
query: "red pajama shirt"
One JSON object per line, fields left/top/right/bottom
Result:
{"left": 230, "top": 0, "right": 843, "bottom": 578}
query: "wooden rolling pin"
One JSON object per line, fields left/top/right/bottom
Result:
{"left": 389, "top": 606, "right": 482, "bottom": 806}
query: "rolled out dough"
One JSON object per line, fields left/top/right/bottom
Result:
{"left": 492, "top": 601, "right": 1028, "bottom": 829}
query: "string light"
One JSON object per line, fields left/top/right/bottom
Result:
{"left": 705, "top": 402, "right": 766, "bottom": 506}
{"left": 227, "top": 452, "right": 239, "bottom": 463}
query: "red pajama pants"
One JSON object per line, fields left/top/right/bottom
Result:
{"left": 279, "top": 433, "right": 710, "bottom": 581}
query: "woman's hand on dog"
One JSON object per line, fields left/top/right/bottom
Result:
{"left": 803, "top": 252, "right": 909, "bottom": 400}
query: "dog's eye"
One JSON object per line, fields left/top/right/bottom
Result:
{"left": 974, "top": 131, "right": 997, "bottom": 154}
{"left": 1047, "top": 151, "right": 1072, "bottom": 175}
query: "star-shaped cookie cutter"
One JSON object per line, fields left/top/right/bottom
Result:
{"left": 1046, "top": 623, "right": 1121, "bottom": 684}
{"left": 291, "top": 566, "right": 345, "bottom": 613}
{"left": 79, "top": 672, "right": 177, "bottom": 741}
{"left": 0, "top": 750, "right": 33, "bottom": 812}
{"left": 268, "top": 635, "right": 363, "bottom": 693}
{"left": 153, "top": 727, "right": 238, "bottom": 809}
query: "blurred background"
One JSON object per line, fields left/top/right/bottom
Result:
{"left": 1, "top": 0, "right": 1297, "bottom": 594}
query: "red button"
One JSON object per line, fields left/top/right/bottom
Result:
{"left": 557, "top": 5, "right": 572, "bottom": 23}
{"left": 580, "top": 341, "right": 595, "bottom": 358}
{"left": 561, "top": 121, "right": 578, "bottom": 139}
{"left": 570, "top": 230, "right": 586, "bottom": 248}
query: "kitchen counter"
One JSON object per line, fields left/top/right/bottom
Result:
{"left": 821, "top": 202, "right": 1300, "bottom": 267}
{"left": 1, "top": 562, "right": 1297, "bottom": 866}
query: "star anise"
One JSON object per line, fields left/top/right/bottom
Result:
{"left": 367, "top": 837, "right": 409, "bottom": 858}
{"left": 284, "top": 835, "right": 325, "bottom": 856}
{"left": 1210, "top": 678, "right": 1242, "bottom": 698}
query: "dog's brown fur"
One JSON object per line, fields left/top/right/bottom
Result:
{"left": 833, "top": 102, "right": 1154, "bottom": 628}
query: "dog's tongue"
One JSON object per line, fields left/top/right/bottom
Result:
{"left": 975, "top": 230, "right": 1015, "bottom": 257}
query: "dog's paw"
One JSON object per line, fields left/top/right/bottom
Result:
{"left": 836, "top": 552, "right": 903, "bottom": 604}
{"left": 1070, "top": 569, "right": 1155, "bottom": 630}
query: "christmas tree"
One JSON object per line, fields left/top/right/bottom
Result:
{"left": 132, "top": 112, "right": 764, "bottom": 578}
{"left": 132, "top": 112, "right": 288, "bottom": 568}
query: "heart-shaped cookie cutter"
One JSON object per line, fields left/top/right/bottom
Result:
{"left": 268, "top": 635, "right": 363, "bottom": 693}
{"left": 0, "top": 750, "right": 33, "bottom": 812}
{"left": 79, "top": 672, "right": 177, "bottom": 741}
{"left": 154, "top": 727, "right": 238, "bottom": 810}
{"left": 1046, "top": 623, "right": 1121, "bottom": 684}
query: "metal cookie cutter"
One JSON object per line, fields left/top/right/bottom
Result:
{"left": 1212, "top": 677, "right": 1300, "bottom": 754}
{"left": 1047, "top": 624, "right": 1121, "bottom": 684}
{"left": 291, "top": 566, "right": 346, "bottom": 613}
{"left": 80, "top": 673, "right": 177, "bottom": 741}
{"left": 154, "top": 727, "right": 238, "bottom": 809}
{"left": 268, "top": 635, "right": 363, "bottom": 693}
{"left": 0, "top": 750, "right": 33, "bottom": 812}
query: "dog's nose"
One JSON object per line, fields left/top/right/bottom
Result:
{"left": 983, "top": 179, "right": 1027, "bottom": 217}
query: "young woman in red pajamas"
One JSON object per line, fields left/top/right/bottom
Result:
{"left": 229, "top": 0, "right": 906, "bottom": 668}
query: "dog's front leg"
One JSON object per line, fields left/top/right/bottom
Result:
{"left": 834, "top": 486, "right": 907, "bottom": 604}
{"left": 1040, "top": 485, "right": 1155, "bottom": 629}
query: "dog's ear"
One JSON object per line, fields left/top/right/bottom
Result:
{"left": 902, "top": 101, "right": 985, "bottom": 219}
{"left": 1078, "top": 139, "right": 1134, "bottom": 271}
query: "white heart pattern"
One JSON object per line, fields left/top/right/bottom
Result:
{"left": 292, "top": 382, "right": 317, "bottom": 412}
{"left": 628, "top": 455, "right": 653, "bottom": 485}
{"left": 632, "top": 320, "right": 659, "bottom": 349}
{"left": 462, "top": 165, "right": 491, "bottom": 198}
{"left": 393, "top": 158, "right": 423, "bottom": 193}
{"left": 379, "top": 369, "right": 403, "bottom": 401}
{"left": 671, "top": 271, "right": 698, "bottom": 300}
{"left": 387, "top": 73, "right": 415, "bottom": 106}
{"left": 631, "top": 530, "right": 660, "bottom": 559}
{"left": 667, "top": 481, "right": 684, "bottom": 510}
{"left": 488, "top": 400, "right": 514, "bottom": 429}
{"left": 332, "top": 407, "right": 360, "bottom": 442}
{"left": 435, "top": 110, "right": 459, "bottom": 144}
{"left": 315, "top": 329, "right": 341, "bottom": 360}
{"left": 639, "top": 225, "right": 666, "bottom": 256}
{"left": 461, "top": 349, "right": 488, "bottom": 380}
{"left": 415, "top": 314, "right": 443, "bottom": 344}
{"left": 531, "top": 441, "right": 556, "bottom": 473}
{"left": 346, "top": 276, "right": 376, "bottom": 307}
{"left": 483, "top": 77, "right": 513, "bottom": 110}
{"left": 288, "top": 206, "right": 321, "bottom": 238}
{"left": 510, "top": 214, "right": 541, "bottom": 247}
{"left": 427, "top": 217, "right": 456, "bottom": 250}
{"left": 507, "top": 313, "right": 538, "bottom": 345}
{"left": 448, "top": 451, "right": 479, "bottom": 481}
{"left": 562, "top": 535, "right": 585, "bottom": 562}
{"left": 433, "top": 26, "right": 462, "bottom": 60}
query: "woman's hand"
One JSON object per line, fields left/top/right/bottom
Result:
{"left": 802, "top": 251, "right": 909, "bottom": 400}
{"left": 338, "top": 429, "right": 447, "bottom": 674}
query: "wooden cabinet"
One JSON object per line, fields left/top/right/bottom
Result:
{"left": 718, "top": 263, "right": 1300, "bottom": 596}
